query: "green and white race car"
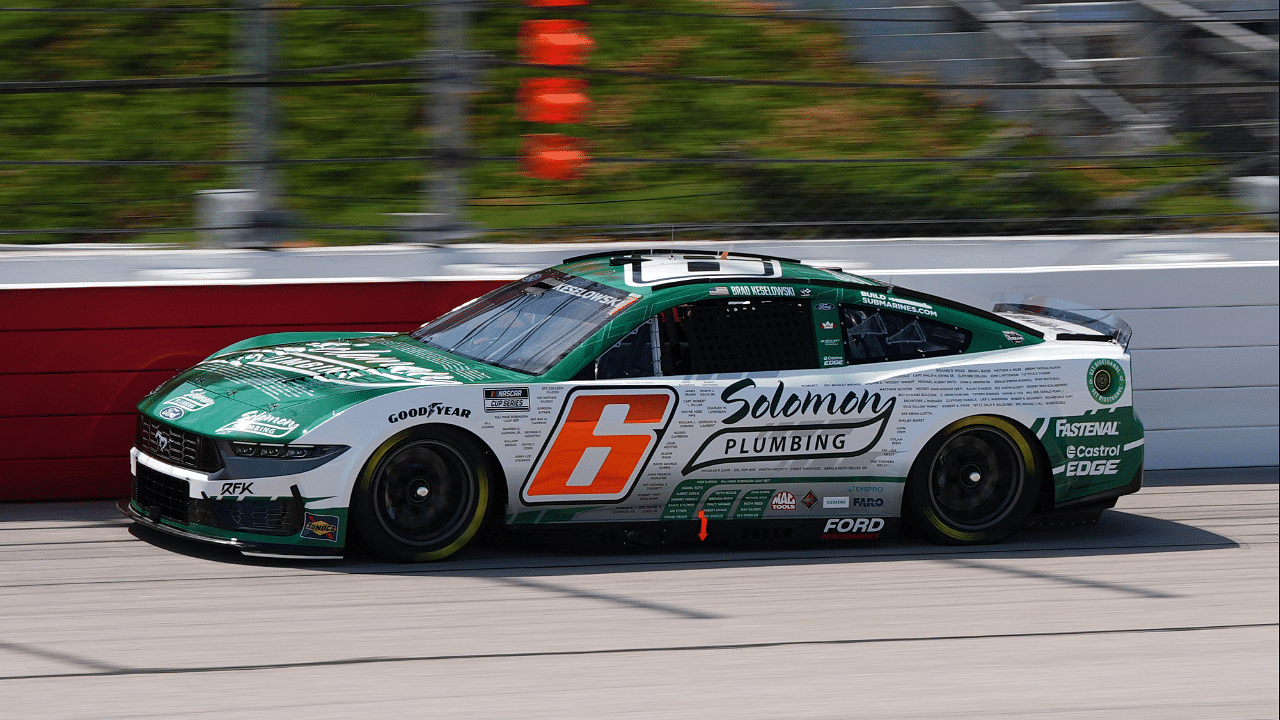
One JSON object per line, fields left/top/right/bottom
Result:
{"left": 124, "top": 249, "right": 1143, "bottom": 561}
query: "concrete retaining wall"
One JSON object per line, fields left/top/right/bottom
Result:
{"left": 1, "top": 233, "right": 1274, "bottom": 500}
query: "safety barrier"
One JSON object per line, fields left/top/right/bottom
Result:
{"left": 1, "top": 235, "right": 1275, "bottom": 501}
{"left": 0, "top": 280, "right": 501, "bottom": 501}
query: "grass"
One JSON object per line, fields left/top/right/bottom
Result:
{"left": 0, "top": 0, "right": 1262, "bottom": 244}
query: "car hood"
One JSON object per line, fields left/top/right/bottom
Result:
{"left": 137, "top": 333, "right": 517, "bottom": 441}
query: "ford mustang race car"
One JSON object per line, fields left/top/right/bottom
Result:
{"left": 123, "top": 249, "right": 1143, "bottom": 561}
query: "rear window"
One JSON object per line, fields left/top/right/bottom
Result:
{"left": 840, "top": 303, "right": 970, "bottom": 364}
{"left": 412, "top": 271, "right": 639, "bottom": 375}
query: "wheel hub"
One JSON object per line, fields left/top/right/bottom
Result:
{"left": 926, "top": 426, "right": 1025, "bottom": 532}
{"left": 409, "top": 479, "right": 431, "bottom": 502}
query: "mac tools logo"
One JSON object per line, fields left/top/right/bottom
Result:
{"left": 681, "top": 379, "right": 896, "bottom": 474}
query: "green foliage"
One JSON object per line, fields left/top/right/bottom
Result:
{"left": 0, "top": 0, "right": 1257, "bottom": 243}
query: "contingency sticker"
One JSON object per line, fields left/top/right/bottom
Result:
{"left": 813, "top": 301, "right": 844, "bottom": 368}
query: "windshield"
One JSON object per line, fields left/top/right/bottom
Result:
{"left": 411, "top": 271, "right": 641, "bottom": 375}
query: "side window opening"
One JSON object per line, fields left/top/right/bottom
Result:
{"left": 840, "top": 303, "right": 970, "bottom": 364}
{"left": 661, "top": 299, "right": 817, "bottom": 375}
{"left": 580, "top": 297, "right": 821, "bottom": 379}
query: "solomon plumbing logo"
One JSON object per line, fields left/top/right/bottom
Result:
{"left": 217, "top": 410, "right": 300, "bottom": 438}
{"left": 681, "top": 379, "right": 895, "bottom": 474}
{"left": 215, "top": 341, "right": 458, "bottom": 388}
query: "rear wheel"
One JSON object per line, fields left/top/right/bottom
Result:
{"left": 352, "top": 428, "right": 491, "bottom": 562}
{"left": 907, "top": 417, "right": 1040, "bottom": 545}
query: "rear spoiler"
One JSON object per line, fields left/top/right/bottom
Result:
{"left": 992, "top": 294, "right": 1133, "bottom": 351}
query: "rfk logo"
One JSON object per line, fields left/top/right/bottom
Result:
{"left": 521, "top": 387, "right": 677, "bottom": 504}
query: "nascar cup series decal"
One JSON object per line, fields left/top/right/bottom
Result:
{"left": 521, "top": 387, "right": 678, "bottom": 504}
{"left": 1087, "top": 358, "right": 1126, "bottom": 405}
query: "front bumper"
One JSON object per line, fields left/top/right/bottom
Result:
{"left": 126, "top": 445, "right": 349, "bottom": 559}
{"left": 119, "top": 499, "right": 344, "bottom": 559}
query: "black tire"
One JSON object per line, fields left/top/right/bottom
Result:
{"left": 351, "top": 427, "right": 492, "bottom": 562}
{"left": 906, "top": 416, "right": 1041, "bottom": 545}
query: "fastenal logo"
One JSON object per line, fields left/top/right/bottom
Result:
{"left": 1056, "top": 419, "right": 1121, "bottom": 438}
{"left": 1087, "top": 358, "right": 1125, "bottom": 405}
{"left": 770, "top": 491, "right": 797, "bottom": 511}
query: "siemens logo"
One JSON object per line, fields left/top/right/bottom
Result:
{"left": 1056, "top": 420, "right": 1120, "bottom": 438}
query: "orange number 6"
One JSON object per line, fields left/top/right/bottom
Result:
{"left": 521, "top": 388, "right": 677, "bottom": 504}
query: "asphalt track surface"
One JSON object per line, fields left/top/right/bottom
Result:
{"left": 1, "top": 468, "right": 1276, "bottom": 720}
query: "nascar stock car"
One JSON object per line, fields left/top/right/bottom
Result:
{"left": 123, "top": 249, "right": 1143, "bottom": 561}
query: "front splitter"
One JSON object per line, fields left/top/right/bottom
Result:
{"left": 118, "top": 499, "right": 344, "bottom": 560}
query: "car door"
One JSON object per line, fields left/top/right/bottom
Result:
{"left": 541, "top": 288, "right": 898, "bottom": 526}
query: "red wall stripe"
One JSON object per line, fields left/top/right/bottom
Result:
{"left": 0, "top": 280, "right": 503, "bottom": 502}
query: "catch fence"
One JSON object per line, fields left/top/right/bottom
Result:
{"left": 1, "top": 0, "right": 1275, "bottom": 243}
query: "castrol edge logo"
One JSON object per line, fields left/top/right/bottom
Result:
{"left": 521, "top": 387, "right": 678, "bottom": 505}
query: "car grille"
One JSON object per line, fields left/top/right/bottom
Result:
{"left": 136, "top": 415, "right": 222, "bottom": 472}
{"left": 132, "top": 465, "right": 190, "bottom": 524}
{"left": 220, "top": 498, "right": 302, "bottom": 535}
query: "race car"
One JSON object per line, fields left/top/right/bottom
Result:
{"left": 123, "top": 249, "right": 1143, "bottom": 561}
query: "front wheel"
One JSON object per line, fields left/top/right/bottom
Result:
{"left": 351, "top": 428, "right": 492, "bottom": 562}
{"left": 906, "top": 417, "right": 1041, "bottom": 545}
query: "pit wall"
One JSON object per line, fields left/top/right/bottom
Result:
{"left": 0, "top": 238, "right": 1275, "bottom": 501}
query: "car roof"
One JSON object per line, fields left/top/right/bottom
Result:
{"left": 556, "top": 248, "right": 884, "bottom": 294}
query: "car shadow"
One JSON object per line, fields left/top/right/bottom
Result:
{"left": 123, "top": 505, "right": 1239, "bottom": 577}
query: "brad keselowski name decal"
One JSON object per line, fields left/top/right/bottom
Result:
{"left": 682, "top": 379, "right": 896, "bottom": 474}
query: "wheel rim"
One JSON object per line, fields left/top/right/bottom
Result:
{"left": 927, "top": 427, "right": 1024, "bottom": 531}
{"left": 371, "top": 440, "right": 475, "bottom": 547}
